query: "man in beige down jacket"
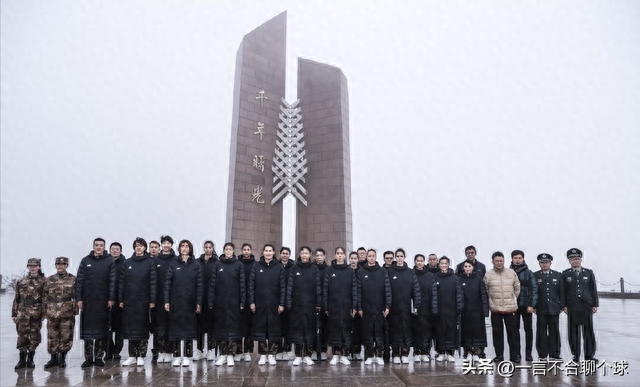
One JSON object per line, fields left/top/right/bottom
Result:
{"left": 484, "top": 252, "right": 521, "bottom": 363}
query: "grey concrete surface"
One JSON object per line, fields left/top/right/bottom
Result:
{"left": 2, "top": 294, "right": 637, "bottom": 386}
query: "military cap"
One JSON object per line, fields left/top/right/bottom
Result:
{"left": 27, "top": 258, "right": 41, "bottom": 266}
{"left": 566, "top": 248, "right": 582, "bottom": 259}
{"left": 55, "top": 256, "right": 69, "bottom": 265}
{"left": 537, "top": 253, "right": 553, "bottom": 262}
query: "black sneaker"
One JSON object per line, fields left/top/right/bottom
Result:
{"left": 81, "top": 359, "right": 94, "bottom": 368}
{"left": 493, "top": 356, "right": 504, "bottom": 363}
{"left": 94, "top": 358, "right": 105, "bottom": 367}
{"left": 510, "top": 356, "right": 521, "bottom": 364}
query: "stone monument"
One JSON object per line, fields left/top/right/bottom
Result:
{"left": 226, "top": 12, "right": 352, "bottom": 254}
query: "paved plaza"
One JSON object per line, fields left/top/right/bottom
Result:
{"left": 2, "top": 294, "right": 638, "bottom": 387}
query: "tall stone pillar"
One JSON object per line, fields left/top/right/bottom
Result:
{"left": 225, "top": 12, "right": 287, "bottom": 249}
{"left": 295, "top": 58, "right": 353, "bottom": 255}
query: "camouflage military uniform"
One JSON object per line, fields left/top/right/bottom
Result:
{"left": 44, "top": 271, "right": 78, "bottom": 354}
{"left": 12, "top": 273, "right": 46, "bottom": 352}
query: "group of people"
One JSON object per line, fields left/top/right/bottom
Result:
{"left": 12, "top": 238, "right": 599, "bottom": 371}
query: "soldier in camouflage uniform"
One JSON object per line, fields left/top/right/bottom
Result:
{"left": 12, "top": 258, "right": 46, "bottom": 370}
{"left": 43, "top": 257, "right": 78, "bottom": 369}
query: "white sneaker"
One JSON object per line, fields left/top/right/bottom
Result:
{"left": 192, "top": 349, "right": 203, "bottom": 361}
{"left": 321, "top": 352, "right": 327, "bottom": 361}
{"left": 287, "top": 351, "right": 296, "bottom": 360}
{"left": 227, "top": 355, "right": 235, "bottom": 367}
{"left": 302, "top": 356, "right": 314, "bottom": 365}
{"left": 268, "top": 354, "right": 277, "bottom": 366}
{"left": 292, "top": 357, "right": 302, "bottom": 366}
{"left": 182, "top": 357, "right": 190, "bottom": 367}
{"left": 275, "top": 353, "right": 284, "bottom": 361}
{"left": 414, "top": 355, "right": 422, "bottom": 363}
{"left": 375, "top": 356, "right": 385, "bottom": 366}
{"left": 258, "top": 355, "right": 266, "bottom": 365}
{"left": 364, "top": 357, "right": 373, "bottom": 365}
{"left": 422, "top": 355, "right": 431, "bottom": 362}
{"left": 244, "top": 352, "right": 251, "bottom": 362}
{"left": 354, "top": 354, "right": 362, "bottom": 361}
{"left": 215, "top": 355, "right": 226, "bottom": 366}
{"left": 206, "top": 349, "right": 216, "bottom": 361}
{"left": 436, "top": 354, "right": 445, "bottom": 362}
{"left": 393, "top": 356, "right": 401, "bottom": 364}
{"left": 330, "top": 356, "right": 339, "bottom": 365}
{"left": 311, "top": 353, "right": 318, "bottom": 361}
{"left": 339, "top": 355, "right": 350, "bottom": 365}
{"left": 122, "top": 357, "right": 137, "bottom": 366}
{"left": 136, "top": 357, "right": 144, "bottom": 366}
{"left": 401, "top": 356, "right": 409, "bottom": 364}
{"left": 172, "top": 357, "right": 182, "bottom": 367}
{"left": 446, "top": 354, "right": 455, "bottom": 362}
{"left": 163, "top": 353, "right": 173, "bottom": 363}
{"left": 233, "top": 354, "right": 242, "bottom": 361}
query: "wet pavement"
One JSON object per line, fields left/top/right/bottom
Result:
{"left": 1, "top": 294, "right": 638, "bottom": 386}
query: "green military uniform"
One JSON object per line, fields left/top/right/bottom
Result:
{"left": 12, "top": 258, "right": 46, "bottom": 369}
{"left": 43, "top": 257, "right": 78, "bottom": 368}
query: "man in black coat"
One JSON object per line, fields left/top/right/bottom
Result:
{"left": 107, "top": 242, "right": 125, "bottom": 360}
{"left": 357, "top": 249, "right": 391, "bottom": 366}
{"left": 250, "top": 244, "right": 285, "bottom": 366}
{"left": 533, "top": 253, "right": 564, "bottom": 361}
{"left": 510, "top": 250, "right": 538, "bottom": 361}
{"left": 562, "top": 248, "right": 598, "bottom": 362}
{"left": 76, "top": 238, "right": 116, "bottom": 368}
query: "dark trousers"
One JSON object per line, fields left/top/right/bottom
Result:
{"left": 536, "top": 313, "right": 560, "bottom": 358}
{"left": 490, "top": 312, "right": 520, "bottom": 359}
{"left": 350, "top": 315, "right": 361, "bottom": 355}
{"left": 107, "top": 329, "right": 123, "bottom": 357}
{"left": 568, "top": 308, "right": 596, "bottom": 359}
{"left": 172, "top": 340, "right": 193, "bottom": 357}
{"left": 382, "top": 318, "right": 390, "bottom": 361}
{"left": 515, "top": 306, "right": 533, "bottom": 356}
{"left": 196, "top": 332, "right": 215, "bottom": 352}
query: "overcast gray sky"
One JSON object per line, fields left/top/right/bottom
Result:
{"left": 1, "top": 1, "right": 638, "bottom": 288}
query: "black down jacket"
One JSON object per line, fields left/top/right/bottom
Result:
{"left": 152, "top": 250, "right": 176, "bottom": 337}
{"left": 76, "top": 251, "right": 115, "bottom": 340}
{"left": 323, "top": 261, "right": 357, "bottom": 347}
{"left": 249, "top": 256, "right": 285, "bottom": 342}
{"left": 119, "top": 253, "right": 156, "bottom": 340}
{"left": 286, "top": 258, "right": 321, "bottom": 346}
{"left": 209, "top": 255, "right": 245, "bottom": 342}
{"left": 164, "top": 255, "right": 202, "bottom": 340}
{"left": 387, "top": 263, "right": 420, "bottom": 348}
{"left": 357, "top": 262, "right": 391, "bottom": 346}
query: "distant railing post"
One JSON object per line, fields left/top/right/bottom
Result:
{"left": 620, "top": 278, "right": 624, "bottom": 294}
